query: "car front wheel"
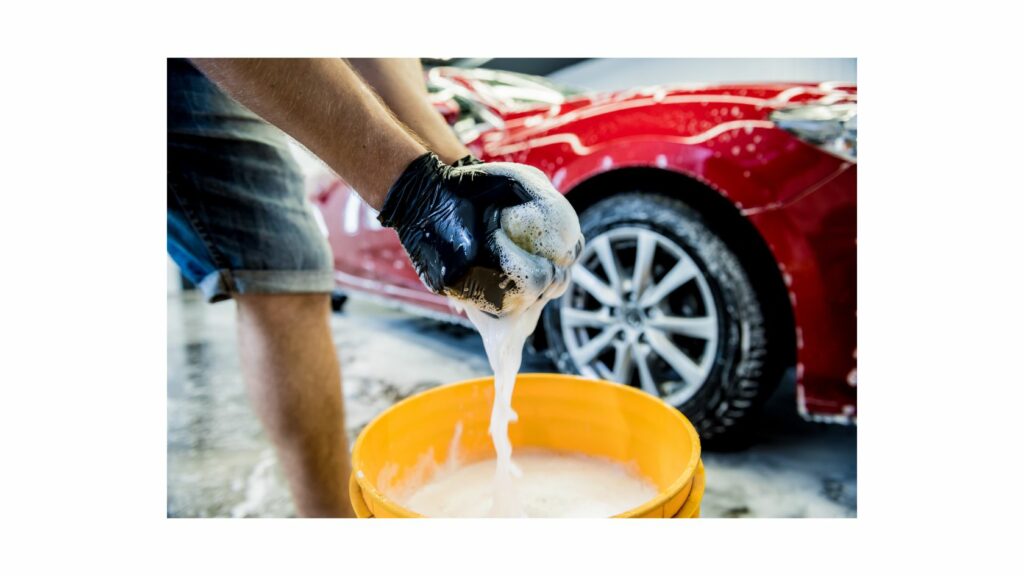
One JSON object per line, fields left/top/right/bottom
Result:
{"left": 542, "top": 192, "right": 784, "bottom": 445}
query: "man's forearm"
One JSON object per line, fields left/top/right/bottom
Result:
{"left": 191, "top": 58, "right": 425, "bottom": 210}
{"left": 347, "top": 59, "right": 471, "bottom": 164}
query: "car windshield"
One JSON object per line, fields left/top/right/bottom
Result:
{"left": 471, "top": 69, "right": 581, "bottom": 100}
{"left": 427, "top": 66, "right": 581, "bottom": 111}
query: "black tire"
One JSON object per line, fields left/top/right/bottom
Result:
{"left": 543, "top": 192, "right": 786, "bottom": 446}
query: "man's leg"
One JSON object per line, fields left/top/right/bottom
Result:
{"left": 235, "top": 293, "right": 353, "bottom": 518}
{"left": 169, "top": 59, "right": 350, "bottom": 516}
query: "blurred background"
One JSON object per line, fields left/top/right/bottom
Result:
{"left": 168, "top": 58, "right": 857, "bottom": 518}
{"left": 424, "top": 57, "right": 855, "bottom": 88}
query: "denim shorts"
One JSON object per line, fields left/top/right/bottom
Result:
{"left": 167, "top": 58, "right": 334, "bottom": 303}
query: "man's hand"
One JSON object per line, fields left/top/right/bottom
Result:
{"left": 379, "top": 153, "right": 584, "bottom": 316}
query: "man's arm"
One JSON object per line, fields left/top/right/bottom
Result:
{"left": 192, "top": 58, "right": 582, "bottom": 316}
{"left": 347, "top": 59, "right": 472, "bottom": 165}
{"left": 190, "top": 58, "right": 425, "bottom": 210}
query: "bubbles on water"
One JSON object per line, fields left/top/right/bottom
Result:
{"left": 403, "top": 450, "right": 658, "bottom": 518}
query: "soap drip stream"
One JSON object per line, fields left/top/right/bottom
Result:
{"left": 463, "top": 298, "right": 548, "bottom": 517}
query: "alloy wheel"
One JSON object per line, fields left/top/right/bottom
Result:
{"left": 559, "top": 227, "right": 720, "bottom": 406}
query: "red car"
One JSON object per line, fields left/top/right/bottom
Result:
{"left": 309, "top": 67, "right": 857, "bottom": 443}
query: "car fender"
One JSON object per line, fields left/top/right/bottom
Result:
{"left": 485, "top": 131, "right": 856, "bottom": 422}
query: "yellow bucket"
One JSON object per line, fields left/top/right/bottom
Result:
{"left": 674, "top": 461, "right": 705, "bottom": 518}
{"left": 349, "top": 373, "right": 702, "bottom": 518}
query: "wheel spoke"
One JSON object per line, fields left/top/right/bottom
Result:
{"left": 645, "top": 328, "right": 704, "bottom": 387}
{"left": 575, "top": 325, "right": 621, "bottom": 365}
{"left": 611, "top": 340, "right": 634, "bottom": 384}
{"left": 639, "top": 257, "right": 698, "bottom": 307}
{"left": 633, "top": 343, "right": 659, "bottom": 396}
{"left": 647, "top": 313, "right": 716, "bottom": 341}
{"left": 561, "top": 307, "right": 614, "bottom": 328}
{"left": 572, "top": 264, "right": 621, "bottom": 307}
{"left": 593, "top": 234, "right": 624, "bottom": 296}
{"left": 562, "top": 226, "right": 720, "bottom": 405}
{"left": 631, "top": 231, "right": 656, "bottom": 300}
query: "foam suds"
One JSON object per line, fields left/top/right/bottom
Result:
{"left": 442, "top": 162, "right": 583, "bottom": 317}
{"left": 403, "top": 449, "right": 658, "bottom": 518}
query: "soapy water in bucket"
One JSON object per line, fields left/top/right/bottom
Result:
{"left": 388, "top": 293, "right": 661, "bottom": 517}
{"left": 404, "top": 449, "right": 658, "bottom": 518}
{"left": 388, "top": 183, "right": 656, "bottom": 517}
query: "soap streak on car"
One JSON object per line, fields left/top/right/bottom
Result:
{"left": 304, "top": 66, "right": 857, "bottom": 440}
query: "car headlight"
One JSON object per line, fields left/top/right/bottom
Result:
{"left": 771, "top": 102, "right": 857, "bottom": 161}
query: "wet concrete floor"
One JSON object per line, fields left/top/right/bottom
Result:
{"left": 168, "top": 292, "right": 855, "bottom": 518}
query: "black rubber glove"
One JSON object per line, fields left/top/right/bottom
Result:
{"left": 378, "top": 153, "right": 583, "bottom": 317}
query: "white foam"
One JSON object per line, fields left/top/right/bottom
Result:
{"left": 403, "top": 450, "right": 658, "bottom": 518}
{"left": 448, "top": 162, "right": 581, "bottom": 317}
{"left": 479, "top": 162, "right": 582, "bottom": 269}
